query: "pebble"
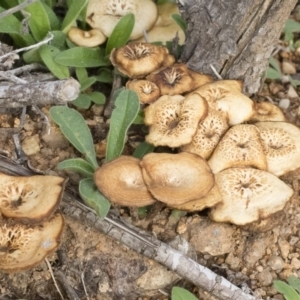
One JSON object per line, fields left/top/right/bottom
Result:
{"left": 267, "top": 256, "right": 284, "bottom": 271}
{"left": 278, "top": 239, "right": 290, "bottom": 259}
{"left": 291, "top": 257, "right": 300, "bottom": 269}
{"left": 21, "top": 135, "right": 40, "bottom": 156}
{"left": 282, "top": 61, "right": 296, "bottom": 74}
{"left": 256, "top": 269, "right": 273, "bottom": 286}
{"left": 279, "top": 98, "right": 290, "bottom": 109}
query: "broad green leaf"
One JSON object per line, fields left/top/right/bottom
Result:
{"left": 55, "top": 47, "right": 110, "bottom": 67}
{"left": 80, "top": 76, "right": 97, "bottom": 91}
{"left": 39, "top": 45, "right": 70, "bottom": 79}
{"left": 71, "top": 93, "right": 92, "bottom": 109}
{"left": 287, "top": 276, "right": 300, "bottom": 294}
{"left": 76, "top": 67, "right": 88, "bottom": 83}
{"left": 89, "top": 91, "right": 106, "bottom": 105}
{"left": 274, "top": 280, "right": 300, "bottom": 300}
{"left": 49, "top": 106, "right": 98, "bottom": 169}
{"left": 172, "top": 14, "right": 187, "bottom": 33}
{"left": 289, "top": 76, "right": 300, "bottom": 88}
{"left": 0, "top": 6, "right": 22, "bottom": 33}
{"left": 57, "top": 158, "right": 94, "bottom": 177}
{"left": 50, "top": 31, "right": 67, "bottom": 50}
{"left": 61, "top": 0, "right": 89, "bottom": 33}
{"left": 284, "top": 19, "right": 300, "bottom": 34}
{"left": 133, "top": 110, "right": 144, "bottom": 125}
{"left": 105, "top": 13, "right": 135, "bottom": 55}
{"left": 22, "top": 47, "right": 42, "bottom": 64}
{"left": 171, "top": 287, "right": 198, "bottom": 300}
{"left": 269, "top": 57, "right": 281, "bottom": 74}
{"left": 95, "top": 68, "right": 113, "bottom": 83}
{"left": 79, "top": 178, "right": 111, "bottom": 218}
{"left": 266, "top": 67, "right": 281, "bottom": 80}
{"left": 41, "top": 2, "right": 61, "bottom": 30}
{"left": 0, "top": 0, "right": 19, "bottom": 9}
{"left": 106, "top": 90, "right": 140, "bottom": 162}
{"left": 133, "top": 142, "right": 154, "bottom": 159}
{"left": 44, "top": 0, "right": 57, "bottom": 8}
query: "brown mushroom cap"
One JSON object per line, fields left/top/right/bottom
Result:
{"left": 208, "top": 124, "right": 267, "bottom": 174}
{"left": 188, "top": 69, "right": 214, "bottom": 90}
{"left": 146, "top": 63, "right": 195, "bottom": 95}
{"left": 0, "top": 173, "right": 66, "bottom": 224}
{"left": 255, "top": 121, "right": 300, "bottom": 176}
{"left": 110, "top": 43, "right": 175, "bottom": 78}
{"left": 181, "top": 108, "right": 229, "bottom": 159}
{"left": 126, "top": 80, "right": 161, "bottom": 104}
{"left": 86, "top": 0, "right": 158, "bottom": 40}
{"left": 140, "top": 152, "right": 215, "bottom": 206}
{"left": 209, "top": 168, "right": 293, "bottom": 225}
{"left": 249, "top": 102, "right": 286, "bottom": 122}
{"left": 0, "top": 213, "right": 64, "bottom": 272}
{"left": 144, "top": 93, "right": 208, "bottom": 148}
{"left": 67, "top": 27, "right": 106, "bottom": 47}
{"left": 94, "top": 156, "right": 156, "bottom": 207}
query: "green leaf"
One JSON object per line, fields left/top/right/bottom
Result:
{"left": 41, "top": 2, "right": 61, "bottom": 30}
{"left": 95, "top": 68, "right": 113, "bottom": 83}
{"left": 76, "top": 67, "right": 88, "bottom": 83}
{"left": 289, "top": 76, "right": 300, "bottom": 88}
{"left": 22, "top": 47, "right": 42, "bottom": 64}
{"left": 133, "top": 142, "right": 154, "bottom": 159}
{"left": 284, "top": 19, "right": 300, "bottom": 34}
{"left": 80, "top": 77, "right": 97, "bottom": 91}
{"left": 266, "top": 67, "right": 281, "bottom": 80}
{"left": 57, "top": 158, "right": 94, "bottom": 177}
{"left": 171, "top": 287, "right": 198, "bottom": 300}
{"left": 0, "top": 6, "right": 22, "bottom": 33}
{"left": 49, "top": 106, "right": 98, "bottom": 169}
{"left": 287, "top": 276, "right": 300, "bottom": 294}
{"left": 61, "top": 0, "right": 89, "bottom": 33}
{"left": 79, "top": 178, "right": 111, "bottom": 218}
{"left": 133, "top": 110, "right": 144, "bottom": 125}
{"left": 39, "top": 45, "right": 70, "bottom": 79}
{"left": 274, "top": 280, "right": 300, "bottom": 300}
{"left": 105, "top": 13, "right": 135, "bottom": 55}
{"left": 71, "top": 94, "right": 92, "bottom": 109}
{"left": 172, "top": 14, "right": 187, "bottom": 33}
{"left": 106, "top": 90, "right": 140, "bottom": 162}
{"left": 50, "top": 31, "right": 68, "bottom": 50}
{"left": 89, "top": 91, "right": 106, "bottom": 105}
{"left": 55, "top": 47, "right": 110, "bottom": 67}
{"left": 269, "top": 57, "right": 281, "bottom": 74}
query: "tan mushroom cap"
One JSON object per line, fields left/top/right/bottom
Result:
{"left": 126, "top": 80, "right": 160, "bottom": 104}
{"left": 181, "top": 108, "right": 229, "bottom": 160}
{"left": 144, "top": 93, "right": 208, "bottom": 148}
{"left": 188, "top": 69, "right": 213, "bottom": 90}
{"left": 255, "top": 121, "right": 300, "bottom": 176}
{"left": 110, "top": 43, "right": 175, "bottom": 78}
{"left": 250, "top": 102, "right": 286, "bottom": 122}
{"left": 140, "top": 152, "right": 215, "bottom": 206}
{"left": 0, "top": 213, "right": 64, "bottom": 272}
{"left": 86, "top": 0, "right": 158, "bottom": 40}
{"left": 209, "top": 168, "right": 293, "bottom": 225}
{"left": 67, "top": 27, "right": 106, "bottom": 47}
{"left": 146, "top": 63, "right": 195, "bottom": 95}
{"left": 0, "top": 173, "right": 66, "bottom": 224}
{"left": 171, "top": 183, "right": 222, "bottom": 212}
{"left": 208, "top": 124, "right": 267, "bottom": 174}
{"left": 133, "top": 2, "right": 185, "bottom": 45}
{"left": 94, "top": 156, "right": 156, "bottom": 207}
{"left": 193, "top": 80, "right": 254, "bottom": 125}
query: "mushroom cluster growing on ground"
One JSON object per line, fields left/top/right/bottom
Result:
{"left": 67, "top": 0, "right": 185, "bottom": 47}
{"left": 0, "top": 173, "right": 66, "bottom": 272}
{"left": 94, "top": 42, "right": 300, "bottom": 227}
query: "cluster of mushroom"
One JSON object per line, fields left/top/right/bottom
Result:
{"left": 68, "top": 0, "right": 185, "bottom": 47}
{"left": 0, "top": 173, "right": 66, "bottom": 272}
{"left": 94, "top": 42, "right": 299, "bottom": 226}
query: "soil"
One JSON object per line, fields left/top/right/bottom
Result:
{"left": 2, "top": 14, "right": 300, "bottom": 300}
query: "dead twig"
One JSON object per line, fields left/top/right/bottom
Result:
{"left": 45, "top": 258, "right": 64, "bottom": 300}
{"left": 56, "top": 270, "right": 80, "bottom": 300}
{"left": 0, "top": 0, "right": 39, "bottom": 19}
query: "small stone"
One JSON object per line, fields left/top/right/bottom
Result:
{"left": 225, "top": 252, "right": 241, "bottom": 270}
{"left": 279, "top": 98, "right": 290, "bottom": 109}
{"left": 267, "top": 256, "right": 284, "bottom": 271}
{"left": 282, "top": 61, "right": 296, "bottom": 74}
{"left": 21, "top": 135, "right": 40, "bottom": 156}
{"left": 289, "top": 236, "right": 299, "bottom": 246}
{"left": 256, "top": 269, "right": 273, "bottom": 286}
{"left": 42, "top": 127, "right": 69, "bottom": 149}
{"left": 176, "top": 220, "right": 188, "bottom": 234}
{"left": 278, "top": 239, "right": 290, "bottom": 259}
{"left": 287, "top": 85, "right": 299, "bottom": 98}
{"left": 256, "top": 266, "right": 264, "bottom": 272}
{"left": 291, "top": 257, "right": 300, "bottom": 269}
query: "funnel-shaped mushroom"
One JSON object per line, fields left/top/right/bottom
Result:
{"left": 209, "top": 168, "right": 293, "bottom": 225}
{"left": 110, "top": 43, "right": 175, "bottom": 78}
{"left": 67, "top": 27, "right": 106, "bottom": 47}
{"left": 144, "top": 93, "right": 208, "bottom": 148}
{"left": 0, "top": 173, "right": 66, "bottom": 224}
{"left": 94, "top": 156, "right": 156, "bottom": 207}
{"left": 140, "top": 152, "right": 214, "bottom": 206}
{"left": 181, "top": 108, "right": 229, "bottom": 159}
{"left": 0, "top": 213, "right": 64, "bottom": 272}
{"left": 86, "top": 0, "right": 158, "bottom": 40}
{"left": 126, "top": 80, "right": 160, "bottom": 104}
{"left": 193, "top": 80, "right": 254, "bottom": 125}
{"left": 208, "top": 124, "right": 267, "bottom": 174}
{"left": 255, "top": 121, "right": 300, "bottom": 176}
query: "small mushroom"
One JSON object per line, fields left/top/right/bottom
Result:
{"left": 146, "top": 63, "right": 195, "bottom": 95}
{"left": 126, "top": 80, "right": 160, "bottom": 104}
{"left": 208, "top": 124, "right": 267, "bottom": 174}
{"left": 144, "top": 93, "right": 208, "bottom": 148}
{"left": 140, "top": 152, "right": 215, "bottom": 206}
{"left": 0, "top": 213, "right": 64, "bottom": 272}
{"left": 0, "top": 173, "right": 67, "bottom": 224}
{"left": 67, "top": 27, "right": 106, "bottom": 47}
{"left": 94, "top": 156, "right": 156, "bottom": 207}
{"left": 193, "top": 80, "right": 254, "bottom": 125}
{"left": 255, "top": 121, "right": 300, "bottom": 176}
{"left": 133, "top": 2, "right": 185, "bottom": 45}
{"left": 110, "top": 43, "right": 175, "bottom": 78}
{"left": 181, "top": 108, "right": 229, "bottom": 160}
{"left": 209, "top": 168, "right": 293, "bottom": 225}
{"left": 249, "top": 102, "right": 286, "bottom": 122}
{"left": 188, "top": 69, "right": 213, "bottom": 90}
{"left": 86, "top": 0, "right": 158, "bottom": 40}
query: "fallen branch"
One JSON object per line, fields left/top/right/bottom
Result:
{"left": 0, "top": 155, "right": 258, "bottom": 300}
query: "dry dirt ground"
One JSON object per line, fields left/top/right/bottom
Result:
{"left": 2, "top": 28, "right": 300, "bottom": 300}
